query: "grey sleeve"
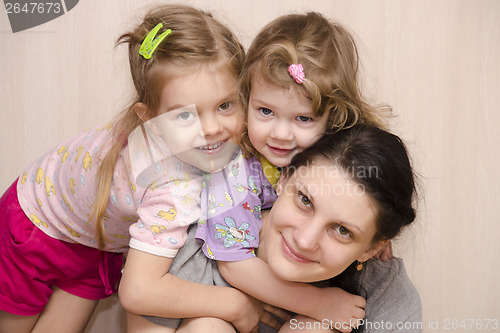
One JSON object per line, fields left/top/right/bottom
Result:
{"left": 142, "top": 224, "right": 230, "bottom": 328}
{"left": 359, "top": 258, "right": 422, "bottom": 332}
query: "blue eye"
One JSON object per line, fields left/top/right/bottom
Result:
{"left": 297, "top": 116, "right": 312, "bottom": 122}
{"left": 259, "top": 108, "right": 273, "bottom": 116}
{"left": 178, "top": 112, "right": 194, "bottom": 120}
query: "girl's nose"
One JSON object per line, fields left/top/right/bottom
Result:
{"left": 200, "top": 114, "right": 223, "bottom": 138}
{"left": 269, "top": 120, "right": 293, "bottom": 141}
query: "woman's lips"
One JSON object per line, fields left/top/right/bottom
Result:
{"left": 281, "top": 236, "right": 314, "bottom": 263}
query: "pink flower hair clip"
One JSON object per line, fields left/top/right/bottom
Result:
{"left": 288, "top": 63, "right": 305, "bottom": 84}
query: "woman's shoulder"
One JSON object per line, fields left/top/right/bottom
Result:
{"left": 360, "top": 257, "right": 415, "bottom": 292}
{"left": 359, "top": 258, "right": 422, "bottom": 332}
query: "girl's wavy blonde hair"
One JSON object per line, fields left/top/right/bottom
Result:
{"left": 240, "top": 12, "right": 387, "bottom": 156}
{"left": 90, "top": 4, "right": 245, "bottom": 249}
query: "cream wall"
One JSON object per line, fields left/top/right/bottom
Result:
{"left": 1, "top": 1, "right": 499, "bottom": 332}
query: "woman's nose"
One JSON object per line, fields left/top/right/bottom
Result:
{"left": 293, "top": 222, "right": 320, "bottom": 253}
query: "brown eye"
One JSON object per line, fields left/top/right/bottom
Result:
{"left": 219, "top": 102, "right": 232, "bottom": 111}
{"left": 338, "top": 226, "right": 350, "bottom": 236}
{"left": 333, "top": 225, "right": 352, "bottom": 239}
{"left": 299, "top": 192, "right": 311, "bottom": 206}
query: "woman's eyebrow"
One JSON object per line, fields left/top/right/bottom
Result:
{"left": 341, "top": 221, "right": 365, "bottom": 235}
{"left": 297, "top": 180, "right": 314, "bottom": 202}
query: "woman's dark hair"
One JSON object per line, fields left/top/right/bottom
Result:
{"left": 287, "top": 124, "right": 417, "bottom": 242}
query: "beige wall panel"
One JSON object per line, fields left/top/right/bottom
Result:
{"left": 1, "top": 1, "right": 499, "bottom": 332}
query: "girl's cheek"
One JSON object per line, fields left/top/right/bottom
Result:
{"left": 236, "top": 120, "right": 245, "bottom": 135}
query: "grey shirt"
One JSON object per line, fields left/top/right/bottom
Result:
{"left": 355, "top": 258, "right": 422, "bottom": 332}
{"left": 145, "top": 225, "right": 422, "bottom": 332}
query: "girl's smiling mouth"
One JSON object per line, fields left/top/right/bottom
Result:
{"left": 268, "top": 145, "right": 295, "bottom": 155}
{"left": 197, "top": 140, "right": 226, "bottom": 153}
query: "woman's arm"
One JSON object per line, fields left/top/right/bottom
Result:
{"left": 119, "top": 248, "right": 270, "bottom": 332}
{"left": 218, "top": 258, "right": 365, "bottom": 332}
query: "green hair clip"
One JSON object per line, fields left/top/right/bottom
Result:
{"left": 139, "top": 23, "right": 172, "bottom": 60}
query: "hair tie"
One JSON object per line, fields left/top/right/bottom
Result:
{"left": 139, "top": 23, "right": 172, "bottom": 60}
{"left": 288, "top": 63, "right": 305, "bottom": 84}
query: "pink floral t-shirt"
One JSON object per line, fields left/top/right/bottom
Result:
{"left": 17, "top": 124, "right": 202, "bottom": 258}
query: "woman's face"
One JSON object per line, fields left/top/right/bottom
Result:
{"left": 259, "top": 158, "right": 385, "bottom": 283}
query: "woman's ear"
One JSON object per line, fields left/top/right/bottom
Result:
{"left": 357, "top": 240, "right": 388, "bottom": 263}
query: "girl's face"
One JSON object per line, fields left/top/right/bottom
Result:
{"left": 247, "top": 75, "right": 329, "bottom": 167}
{"left": 141, "top": 62, "right": 242, "bottom": 172}
{"left": 259, "top": 158, "right": 385, "bottom": 283}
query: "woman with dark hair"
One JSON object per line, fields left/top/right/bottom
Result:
{"left": 255, "top": 125, "right": 421, "bottom": 332}
{"left": 134, "top": 125, "right": 421, "bottom": 333}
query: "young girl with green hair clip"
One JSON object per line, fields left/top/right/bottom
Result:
{"left": 0, "top": 4, "right": 270, "bottom": 332}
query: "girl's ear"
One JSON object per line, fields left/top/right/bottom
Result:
{"left": 133, "top": 102, "right": 151, "bottom": 122}
{"left": 357, "top": 240, "right": 388, "bottom": 263}
{"left": 134, "top": 102, "right": 162, "bottom": 136}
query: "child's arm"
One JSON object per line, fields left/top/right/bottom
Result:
{"left": 119, "top": 248, "right": 281, "bottom": 332}
{"left": 218, "top": 257, "right": 365, "bottom": 333}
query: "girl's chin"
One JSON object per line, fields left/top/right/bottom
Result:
{"left": 265, "top": 155, "right": 292, "bottom": 167}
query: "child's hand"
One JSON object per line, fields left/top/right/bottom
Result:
{"left": 373, "top": 240, "right": 393, "bottom": 262}
{"left": 229, "top": 291, "right": 286, "bottom": 332}
{"left": 307, "top": 287, "right": 366, "bottom": 333}
{"left": 228, "top": 292, "right": 261, "bottom": 333}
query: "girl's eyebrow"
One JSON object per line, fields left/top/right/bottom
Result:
{"left": 167, "top": 104, "right": 190, "bottom": 112}
{"left": 250, "top": 97, "right": 273, "bottom": 107}
{"left": 166, "top": 91, "right": 239, "bottom": 113}
{"left": 216, "top": 90, "right": 239, "bottom": 105}
{"left": 224, "top": 90, "right": 239, "bottom": 101}
{"left": 251, "top": 98, "right": 315, "bottom": 117}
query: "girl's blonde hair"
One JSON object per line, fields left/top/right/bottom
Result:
{"left": 240, "top": 12, "right": 386, "bottom": 156}
{"left": 90, "top": 4, "right": 245, "bottom": 249}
